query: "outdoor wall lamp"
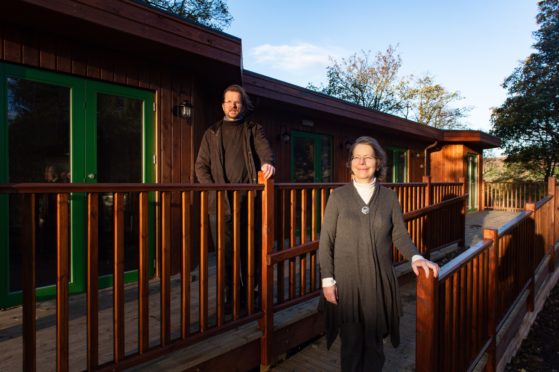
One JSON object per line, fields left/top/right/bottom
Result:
{"left": 281, "top": 129, "right": 291, "bottom": 143}
{"left": 175, "top": 100, "right": 192, "bottom": 119}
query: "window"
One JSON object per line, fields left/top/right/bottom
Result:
{"left": 386, "top": 147, "right": 408, "bottom": 182}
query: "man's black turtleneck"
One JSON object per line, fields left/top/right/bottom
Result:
{"left": 221, "top": 118, "right": 249, "bottom": 183}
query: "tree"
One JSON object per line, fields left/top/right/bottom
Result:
{"left": 398, "top": 74, "right": 470, "bottom": 129}
{"left": 141, "top": 0, "right": 232, "bottom": 31}
{"left": 308, "top": 46, "right": 470, "bottom": 129}
{"left": 307, "top": 46, "right": 404, "bottom": 113}
{"left": 491, "top": 0, "right": 559, "bottom": 180}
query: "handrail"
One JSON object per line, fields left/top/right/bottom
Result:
{"left": 437, "top": 239, "right": 493, "bottom": 280}
{"left": 0, "top": 178, "right": 470, "bottom": 371}
{"left": 416, "top": 177, "right": 558, "bottom": 372}
{"left": 0, "top": 182, "right": 264, "bottom": 193}
{"left": 404, "top": 195, "right": 466, "bottom": 221}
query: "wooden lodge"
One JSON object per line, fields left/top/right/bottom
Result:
{"left": 2, "top": 1, "right": 557, "bottom": 372}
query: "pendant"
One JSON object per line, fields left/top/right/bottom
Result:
{"left": 361, "top": 206, "right": 369, "bottom": 215}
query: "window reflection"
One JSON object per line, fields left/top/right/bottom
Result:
{"left": 7, "top": 78, "right": 70, "bottom": 291}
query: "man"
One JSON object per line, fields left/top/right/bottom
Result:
{"left": 195, "top": 84, "right": 275, "bottom": 309}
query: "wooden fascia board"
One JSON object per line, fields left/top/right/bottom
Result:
{"left": 18, "top": 0, "right": 242, "bottom": 67}
{"left": 244, "top": 72, "right": 443, "bottom": 141}
{"left": 442, "top": 131, "right": 501, "bottom": 148}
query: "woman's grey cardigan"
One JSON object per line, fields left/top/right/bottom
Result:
{"left": 318, "top": 183, "right": 419, "bottom": 348}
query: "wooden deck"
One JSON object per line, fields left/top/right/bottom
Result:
{"left": 0, "top": 210, "right": 530, "bottom": 371}
{"left": 270, "top": 210, "right": 525, "bottom": 372}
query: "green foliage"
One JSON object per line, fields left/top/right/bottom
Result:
{"left": 307, "top": 46, "right": 469, "bottom": 129}
{"left": 315, "top": 46, "right": 404, "bottom": 113}
{"left": 399, "top": 74, "right": 470, "bottom": 129}
{"left": 483, "top": 156, "right": 546, "bottom": 182}
{"left": 491, "top": 0, "right": 559, "bottom": 180}
{"left": 140, "top": 0, "right": 232, "bottom": 31}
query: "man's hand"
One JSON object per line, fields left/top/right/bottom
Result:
{"left": 261, "top": 163, "right": 275, "bottom": 179}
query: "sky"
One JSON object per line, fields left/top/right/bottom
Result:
{"left": 225, "top": 0, "right": 539, "bottom": 137}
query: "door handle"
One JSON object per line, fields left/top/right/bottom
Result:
{"left": 87, "top": 173, "right": 96, "bottom": 180}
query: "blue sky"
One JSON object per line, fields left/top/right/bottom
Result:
{"left": 226, "top": 0, "right": 539, "bottom": 136}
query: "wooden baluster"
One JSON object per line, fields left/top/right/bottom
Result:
{"left": 161, "top": 192, "right": 171, "bottom": 344}
{"left": 139, "top": 192, "right": 150, "bottom": 350}
{"left": 310, "top": 188, "right": 317, "bottom": 290}
{"left": 277, "top": 189, "right": 286, "bottom": 303}
{"left": 247, "top": 190, "right": 255, "bottom": 314}
{"left": 181, "top": 191, "right": 191, "bottom": 338}
{"left": 289, "top": 189, "right": 296, "bottom": 299}
{"left": 113, "top": 193, "right": 125, "bottom": 362}
{"left": 57, "top": 193, "right": 69, "bottom": 372}
{"left": 300, "top": 189, "right": 307, "bottom": 295}
{"left": 199, "top": 191, "right": 209, "bottom": 332}
{"left": 216, "top": 190, "right": 227, "bottom": 324}
{"left": 87, "top": 193, "right": 99, "bottom": 369}
{"left": 22, "top": 194, "right": 36, "bottom": 372}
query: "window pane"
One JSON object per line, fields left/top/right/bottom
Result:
{"left": 293, "top": 136, "right": 316, "bottom": 182}
{"left": 7, "top": 78, "right": 70, "bottom": 291}
{"left": 97, "top": 93, "right": 143, "bottom": 276}
{"left": 321, "top": 136, "right": 332, "bottom": 182}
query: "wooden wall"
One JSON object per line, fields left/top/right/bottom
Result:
{"left": 250, "top": 98, "right": 432, "bottom": 183}
{"left": 430, "top": 144, "right": 484, "bottom": 184}
{"left": 0, "top": 12, "right": 241, "bottom": 273}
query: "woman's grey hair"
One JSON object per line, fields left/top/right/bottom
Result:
{"left": 347, "top": 136, "right": 387, "bottom": 181}
{"left": 223, "top": 84, "right": 254, "bottom": 112}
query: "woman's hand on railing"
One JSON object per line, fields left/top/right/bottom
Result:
{"left": 412, "top": 257, "right": 440, "bottom": 278}
{"left": 322, "top": 285, "right": 338, "bottom": 305}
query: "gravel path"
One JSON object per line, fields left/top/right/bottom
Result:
{"left": 505, "top": 280, "right": 559, "bottom": 371}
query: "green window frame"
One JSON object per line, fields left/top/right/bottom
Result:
{"left": 386, "top": 147, "right": 408, "bottom": 183}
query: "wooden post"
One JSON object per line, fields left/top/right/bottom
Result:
{"left": 416, "top": 269, "right": 439, "bottom": 372}
{"left": 481, "top": 181, "right": 486, "bottom": 211}
{"left": 484, "top": 228, "right": 499, "bottom": 372}
{"left": 22, "top": 194, "right": 36, "bottom": 372}
{"left": 548, "top": 177, "right": 556, "bottom": 271}
{"left": 525, "top": 203, "right": 536, "bottom": 312}
{"left": 259, "top": 172, "right": 274, "bottom": 370}
{"left": 422, "top": 175, "right": 432, "bottom": 206}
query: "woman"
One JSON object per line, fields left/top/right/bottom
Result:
{"left": 318, "top": 136, "right": 439, "bottom": 371}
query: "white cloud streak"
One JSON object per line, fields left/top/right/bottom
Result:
{"left": 250, "top": 42, "right": 344, "bottom": 71}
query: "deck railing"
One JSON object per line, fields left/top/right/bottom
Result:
{"left": 417, "top": 177, "right": 558, "bottom": 372}
{"left": 482, "top": 181, "right": 546, "bottom": 211}
{"left": 0, "top": 176, "right": 466, "bottom": 371}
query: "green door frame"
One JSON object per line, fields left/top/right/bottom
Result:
{"left": 0, "top": 62, "right": 155, "bottom": 307}
{"left": 467, "top": 153, "right": 479, "bottom": 211}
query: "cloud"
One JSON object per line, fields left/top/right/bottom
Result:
{"left": 250, "top": 42, "right": 343, "bottom": 71}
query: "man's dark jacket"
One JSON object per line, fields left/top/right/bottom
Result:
{"left": 194, "top": 118, "right": 274, "bottom": 214}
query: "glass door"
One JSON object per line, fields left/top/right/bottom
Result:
{"left": 290, "top": 131, "right": 332, "bottom": 182}
{"left": 467, "top": 153, "right": 479, "bottom": 211}
{"left": 84, "top": 82, "right": 155, "bottom": 286}
{"left": 0, "top": 63, "right": 155, "bottom": 307}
